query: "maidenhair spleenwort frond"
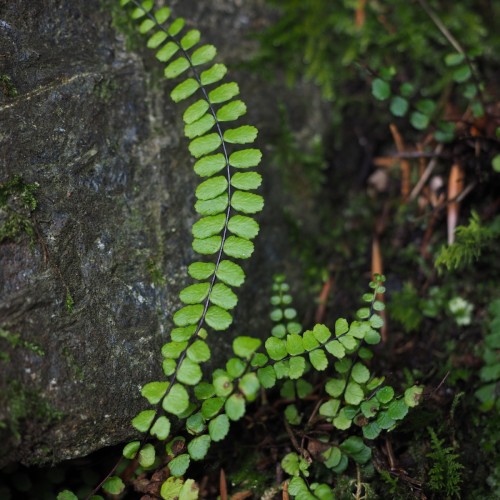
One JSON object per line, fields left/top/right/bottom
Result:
{"left": 69, "top": 1, "right": 264, "bottom": 499}
{"left": 270, "top": 275, "right": 423, "bottom": 498}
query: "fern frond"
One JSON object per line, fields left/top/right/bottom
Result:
{"left": 80, "top": 1, "right": 265, "bottom": 496}
{"left": 70, "top": 3, "right": 425, "bottom": 498}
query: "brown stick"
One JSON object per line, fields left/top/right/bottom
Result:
{"left": 389, "top": 123, "right": 412, "bottom": 201}
{"left": 355, "top": 0, "right": 367, "bottom": 28}
{"left": 409, "top": 144, "right": 444, "bottom": 201}
{"left": 314, "top": 274, "right": 335, "bottom": 324}
{"left": 447, "top": 164, "right": 464, "bottom": 244}
{"left": 385, "top": 438, "right": 397, "bottom": 470}
{"left": 220, "top": 469, "right": 228, "bottom": 500}
{"left": 371, "top": 234, "right": 387, "bottom": 342}
{"left": 282, "top": 480, "right": 290, "bottom": 500}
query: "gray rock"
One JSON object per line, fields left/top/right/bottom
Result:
{"left": 0, "top": 0, "right": 327, "bottom": 466}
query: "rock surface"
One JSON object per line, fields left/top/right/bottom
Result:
{"left": 0, "top": 0, "right": 327, "bottom": 465}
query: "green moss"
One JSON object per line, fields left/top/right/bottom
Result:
{"left": 1, "top": 381, "right": 63, "bottom": 443}
{"left": 0, "top": 74, "right": 18, "bottom": 98}
{"left": 100, "top": 0, "right": 143, "bottom": 51}
{"left": 62, "top": 347, "right": 84, "bottom": 382}
{"left": 93, "top": 78, "right": 118, "bottom": 102}
{"left": 226, "top": 452, "right": 273, "bottom": 495}
{"left": 65, "top": 291, "right": 74, "bottom": 314}
{"left": 0, "top": 328, "right": 45, "bottom": 363}
{"left": 100, "top": 0, "right": 170, "bottom": 90}
{"left": 0, "top": 175, "right": 39, "bottom": 247}
{"left": 147, "top": 257, "right": 166, "bottom": 287}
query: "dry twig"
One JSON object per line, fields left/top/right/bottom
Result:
{"left": 219, "top": 469, "right": 228, "bottom": 500}
{"left": 389, "top": 124, "right": 412, "bottom": 200}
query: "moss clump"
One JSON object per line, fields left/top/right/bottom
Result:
{"left": 0, "top": 328, "right": 45, "bottom": 364}
{"left": 147, "top": 257, "right": 167, "bottom": 287}
{"left": 1, "top": 381, "right": 63, "bottom": 445}
{"left": 226, "top": 451, "right": 274, "bottom": 497}
{"left": 100, "top": 0, "right": 143, "bottom": 51}
{"left": 0, "top": 75, "right": 18, "bottom": 98}
{"left": 93, "top": 77, "right": 118, "bottom": 102}
{"left": 61, "top": 346, "right": 84, "bottom": 382}
{"left": 0, "top": 175, "right": 39, "bottom": 246}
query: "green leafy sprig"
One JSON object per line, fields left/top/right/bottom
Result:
{"left": 426, "top": 427, "right": 464, "bottom": 498}
{"left": 435, "top": 212, "right": 500, "bottom": 272}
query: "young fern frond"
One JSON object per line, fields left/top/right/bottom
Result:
{"left": 270, "top": 275, "right": 423, "bottom": 498}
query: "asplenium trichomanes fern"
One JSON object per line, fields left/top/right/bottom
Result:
{"left": 268, "top": 275, "right": 423, "bottom": 498}
{"left": 57, "top": 3, "right": 422, "bottom": 499}
{"left": 67, "top": 1, "right": 264, "bottom": 498}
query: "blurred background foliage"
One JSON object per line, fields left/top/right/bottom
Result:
{"left": 258, "top": 0, "right": 499, "bottom": 130}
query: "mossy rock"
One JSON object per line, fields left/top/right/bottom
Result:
{"left": 0, "top": 0, "right": 327, "bottom": 466}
